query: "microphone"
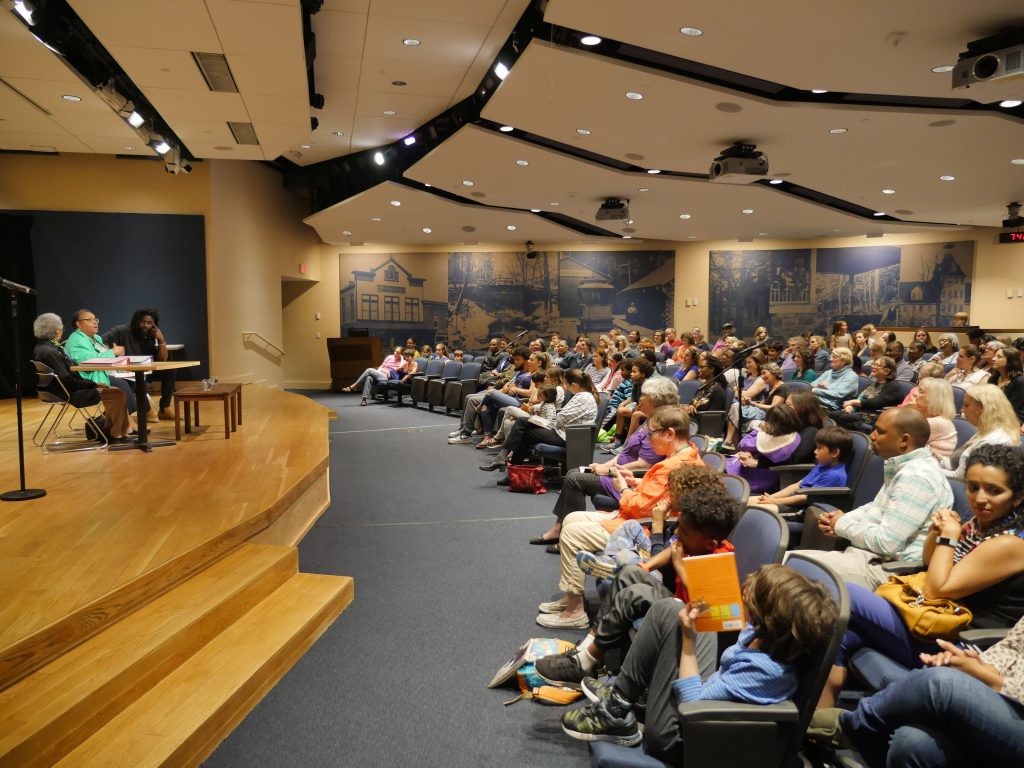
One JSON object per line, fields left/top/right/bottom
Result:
{"left": 1, "top": 278, "right": 36, "bottom": 295}
{"left": 507, "top": 328, "right": 529, "bottom": 345}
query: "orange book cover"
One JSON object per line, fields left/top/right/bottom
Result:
{"left": 683, "top": 552, "right": 745, "bottom": 632}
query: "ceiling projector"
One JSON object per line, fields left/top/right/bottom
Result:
{"left": 952, "top": 27, "right": 1024, "bottom": 89}
{"left": 596, "top": 197, "right": 630, "bottom": 221}
{"left": 709, "top": 142, "right": 769, "bottom": 184}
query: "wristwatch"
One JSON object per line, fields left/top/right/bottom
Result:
{"left": 935, "top": 536, "right": 956, "bottom": 548}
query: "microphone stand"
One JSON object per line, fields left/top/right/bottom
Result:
{"left": 699, "top": 342, "right": 765, "bottom": 447}
{"left": 2, "top": 278, "right": 46, "bottom": 501}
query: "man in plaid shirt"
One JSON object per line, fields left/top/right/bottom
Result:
{"left": 788, "top": 408, "right": 952, "bottom": 590}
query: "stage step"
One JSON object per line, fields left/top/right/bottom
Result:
{"left": 53, "top": 572, "right": 353, "bottom": 767}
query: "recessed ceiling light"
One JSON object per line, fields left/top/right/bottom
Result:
{"left": 873, "top": 212, "right": 886, "bottom": 217}
{"left": 576, "top": 128, "right": 591, "bottom": 135}
{"left": 403, "top": 136, "right": 416, "bottom": 146}
{"left": 687, "top": 235, "right": 696, "bottom": 239}
{"left": 931, "top": 65, "right": 954, "bottom": 73}
{"left": 370, "top": 217, "right": 382, "bottom": 222}
{"left": 373, "top": 151, "right": 385, "bottom": 165}
{"left": 811, "top": 89, "right": 829, "bottom": 94}
{"left": 424, "top": 183, "right": 431, "bottom": 187}
{"left": 769, "top": 179, "right": 783, "bottom": 185}
{"left": 679, "top": 213, "right": 692, "bottom": 219}
{"left": 506, "top": 225, "right": 517, "bottom": 231}
{"left": 939, "top": 175, "right": 956, "bottom": 181}
{"left": 515, "top": 159, "right": 529, "bottom": 166}
{"left": 120, "top": 145, "right": 136, "bottom": 150}
{"left": 499, "top": 125, "right": 514, "bottom": 132}
{"left": 1000, "top": 100, "right": 1023, "bottom": 108}
{"left": 741, "top": 209, "right": 754, "bottom": 214}
{"left": 494, "top": 62, "right": 510, "bottom": 80}
{"left": 61, "top": 94, "right": 81, "bottom": 102}
{"left": 403, "top": 38, "right": 420, "bottom": 46}
{"left": 342, "top": 230, "right": 352, "bottom": 236}
{"left": 530, "top": 208, "right": 541, "bottom": 213}
{"left": 828, "top": 127, "right": 847, "bottom": 134}
{"left": 637, "top": 187, "right": 650, "bottom": 192}
{"left": 622, "top": 235, "right": 633, "bottom": 239}
{"left": 647, "top": 169, "right": 661, "bottom": 174}
{"left": 881, "top": 188, "right": 896, "bottom": 194}
{"left": 625, "top": 91, "right": 644, "bottom": 100}
{"left": 422, "top": 227, "right": 432, "bottom": 234}
{"left": 462, "top": 180, "right": 474, "bottom": 186}
{"left": 1012, "top": 158, "right": 1024, "bottom": 165}
{"left": 383, "top": 110, "right": 397, "bottom": 116}
{"left": 580, "top": 35, "right": 601, "bottom": 45}
{"left": 389, "top": 200, "right": 401, "bottom": 206}
{"left": 331, "top": 130, "right": 345, "bottom": 136}
{"left": 759, "top": 232, "right": 769, "bottom": 236}
{"left": 300, "top": 144, "right": 311, "bottom": 149}
{"left": 679, "top": 27, "right": 703, "bottom": 36}
{"left": 550, "top": 202, "right": 560, "bottom": 206}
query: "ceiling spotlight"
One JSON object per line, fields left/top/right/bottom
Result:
{"left": 422, "top": 227, "right": 432, "bottom": 234}
{"left": 61, "top": 94, "right": 81, "bottom": 102}
{"left": 370, "top": 217, "right": 382, "bottom": 222}
{"left": 623, "top": 235, "right": 633, "bottom": 239}
{"left": 939, "top": 175, "right": 956, "bottom": 181}
{"left": 741, "top": 208, "right": 754, "bottom": 214}
{"left": 499, "top": 125, "right": 514, "bottom": 132}
{"left": 13, "top": 1, "right": 36, "bottom": 25}
{"left": 873, "top": 211, "right": 886, "bottom": 217}
{"left": 342, "top": 230, "right": 352, "bottom": 236}
{"left": 882, "top": 188, "right": 896, "bottom": 194}
{"left": 515, "top": 159, "right": 528, "bottom": 166}
{"left": 390, "top": 200, "right": 401, "bottom": 206}
{"left": 506, "top": 225, "right": 517, "bottom": 231}
{"left": 403, "top": 136, "right": 416, "bottom": 146}
{"left": 828, "top": 127, "right": 847, "bottom": 134}
{"left": 679, "top": 26, "right": 703, "bottom": 36}
{"left": 647, "top": 169, "right": 661, "bottom": 174}
{"left": 462, "top": 179, "right": 474, "bottom": 186}
{"left": 576, "top": 128, "right": 591, "bottom": 135}
{"left": 811, "top": 89, "right": 829, "bottom": 94}
{"left": 638, "top": 187, "right": 650, "bottom": 192}
{"left": 300, "top": 144, "right": 311, "bottom": 149}
{"left": 383, "top": 110, "right": 397, "bottom": 116}
{"left": 332, "top": 130, "right": 345, "bottom": 136}
{"left": 424, "top": 183, "right": 431, "bottom": 187}
{"left": 679, "top": 214, "right": 692, "bottom": 219}
{"left": 530, "top": 209, "right": 540, "bottom": 213}
{"left": 494, "top": 62, "right": 510, "bottom": 80}
{"left": 931, "top": 65, "right": 954, "bottom": 73}
{"left": 580, "top": 35, "right": 601, "bottom": 45}
{"left": 373, "top": 151, "right": 385, "bottom": 165}
{"left": 402, "top": 38, "right": 420, "bottom": 46}
{"left": 152, "top": 140, "right": 170, "bottom": 155}
{"left": 549, "top": 202, "right": 560, "bottom": 206}
{"left": 120, "top": 145, "right": 136, "bottom": 150}
{"left": 769, "top": 179, "right": 784, "bottom": 185}
{"left": 1000, "top": 100, "right": 1023, "bottom": 108}
{"left": 625, "top": 91, "right": 644, "bottom": 100}
{"left": 1012, "top": 158, "right": 1024, "bottom": 165}
{"left": 127, "top": 111, "right": 145, "bottom": 128}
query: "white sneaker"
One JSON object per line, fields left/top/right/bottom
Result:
{"left": 538, "top": 598, "right": 568, "bottom": 614}
{"left": 536, "top": 612, "right": 590, "bottom": 629}
{"left": 449, "top": 430, "right": 463, "bottom": 438}
{"left": 447, "top": 435, "right": 472, "bottom": 445}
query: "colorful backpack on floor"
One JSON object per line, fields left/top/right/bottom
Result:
{"left": 488, "top": 637, "right": 583, "bottom": 705}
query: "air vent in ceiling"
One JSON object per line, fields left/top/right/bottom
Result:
{"left": 192, "top": 52, "right": 238, "bottom": 93}
{"left": 228, "top": 122, "right": 259, "bottom": 145}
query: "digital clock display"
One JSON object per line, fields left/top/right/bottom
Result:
{"left": 999, "top": 232, "right": 1024, "bottom": 243}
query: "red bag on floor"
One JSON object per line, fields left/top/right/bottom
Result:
{"left": 507, "top": 463, "right": 547, "bottom": 494}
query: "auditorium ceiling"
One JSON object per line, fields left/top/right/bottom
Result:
{"left": 1, "top": 0, "right": 1023, "bottom": 245}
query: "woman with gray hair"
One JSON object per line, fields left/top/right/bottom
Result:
{"left": 31, "top": 312, "right": 132, "bottom": 440}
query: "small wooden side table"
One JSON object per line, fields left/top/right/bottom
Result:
{"left": 173, "top": 384, "right": 243, "bottom": 440}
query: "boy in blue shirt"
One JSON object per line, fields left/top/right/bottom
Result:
{"left": 754, "top": 426, "right": 852, "bottom": 515}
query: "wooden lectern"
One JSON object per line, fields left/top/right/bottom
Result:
{"left": 326, "top": 337, "right": 382, "bottom": 391}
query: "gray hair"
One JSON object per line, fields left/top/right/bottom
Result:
{"left": 33, "top": 312, "right": 63, "bottom": 341}
{"left": 641, "top": 376, "right": 681, "bottom": 407}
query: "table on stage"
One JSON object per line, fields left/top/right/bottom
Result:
{"left": 71, "top": 360, "right": 200, "bottom": 452}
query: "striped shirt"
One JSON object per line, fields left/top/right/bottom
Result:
{"left": 673, "top": 627, "right": 797, "bottom": 705}
{"left": 552, "top": 391, "right": 598, "bottom": 440}
{"left": 833, "top": 446, "right": 952, "bottom": 561}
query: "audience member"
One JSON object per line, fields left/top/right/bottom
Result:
{"left": 725, "top": 404, "right": 804, "bottom": 493}
{"left": 989, "top": 346, "right": 1024, "bottom": 423}
{"left": 830, "top": 320, "right": 851, "bottom": 350}
{"left": 909, "top": 377, "right": 958, "bottom": 459}
{"left": 940, "top": 384, "right": 1021, "bottom": 479}
{"left": 930, "top": 334, "right": 958, "bottom": 366}
{"left": 448, "top": 347, "right": 528, "bottom": 443}
{"left": 343, "top": 345, "right": 414, "bottom": 405}
{"left": 914, "top": 328, "right": 937, "bottom": 354}
{"left": 831, "top": 355, "right": 902, "bottom": 432}
{"left": 886, "top": 340, "right": 916, "bottom": 384}
{"left": 946, "top": 344, "right": 988, "bottom": 391}
{"left": 755, "top": 426, "right": 852, "bottom": 514}
{"left": 811, "top": 347, "right": 859, "bottom": 411}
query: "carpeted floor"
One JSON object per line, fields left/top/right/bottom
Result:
{"left": 204, "top": 391, "right": 595, "bottom": 767}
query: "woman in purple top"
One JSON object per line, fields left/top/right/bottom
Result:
{"left": 725, "top": 404, "right": 803, "bottom": 493}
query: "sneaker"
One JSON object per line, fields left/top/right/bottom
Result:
{"left": 576, "top": 551, "right": 616, "bottom": 580}
{"left": 807, "top": 708, "right": 854, "bottom": 750}
{"left": 447, "top": 434, "right": 472, "bottom": 444}
{"left": 538, "top": 598, "right": 567, "bottom": 613}
{"left": 561, "top": 701, "right": 641, "bottom": 746}
{"left": 448, "top": 430, "right": 463, "bottom": 438}
{"left": 608, "top": 446, "right": 623, "bottom": 456}
{"left": 536, "top": 612, "right": 590, "bottom": 629}
{"left": 535, "top": 649, "right": 587, "bottom": 689}
{"left": 581, "top": 676, "right": 615, "bottom": 705}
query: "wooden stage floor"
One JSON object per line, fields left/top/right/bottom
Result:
{"left": 0, "top": 385, "right": 333, "bottom": 690}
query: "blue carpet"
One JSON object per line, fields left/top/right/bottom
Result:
{"left": 204, "top": 392, "right": 593, "bottom": 767}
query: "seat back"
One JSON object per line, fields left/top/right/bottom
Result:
{"left": 894, "top": 380, "right": 915, "bottom": 402}
{"left": 422, "top": 359, "right": 445, "bottom": 377}
{"left": 461, "top": 353, "right": 473, "bottom": 362}
{"left": 785, "top": 380, "right": 810, "bottom": 392}
{"left": 439, "top": 360, "right": 462, "bottom": 379}
{"left": 701, "top": 451, "right": 726, "bottom": 473}
{"left": 843, "top": 431, "right": 872, "bottom": 490}
{"left": 32, "top": 360, "right": 66, "bottom": 402}
{"left": 730, "top": 506, "right": 788, "bottom": 582}
{"left": 413, "top": 357, "right": 429, "bottom": 373}
{"left": 850, "top": 451, "right": 885, "bottom": 509}
{"left": 952, "top": 385, "right": 965, "bottom": 413}
{"left": 781, "top": 368, "right": 796, "bottom": 381}
{"left": 688, "top": 434, "right": 708, "bottom": 455}
{"left": 458, "top": 362, "right": 481, "bottom": 382}
{"left": 857, "top": 375, "right": 872, "bottom": 393}
{"left": 662, "top": 362, "right": 680, "bottom": 379}
{"left": 952, "top": 417, "right": 976, "bottom": 448}
{"left": 949, "top": 477, "right": 970, "bottom": 520}
{"left": 720, "top": 473, "right": 750, "bottom": 507}
{"left": 677, "top": 379, "right": 701, "bottom": 404}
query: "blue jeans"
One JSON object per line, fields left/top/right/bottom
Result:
{"left": 481, "top": 390, "right": 520, "bottom": 434}
{"left": 835, "top": 583, "right": 933, "bottom": 668}
{"left": 353, "top": 367, "right": 388, "bottom": 398}
{"left": 841, "top": 666, "right": 1024, "bottom": 767}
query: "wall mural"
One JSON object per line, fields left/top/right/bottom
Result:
{"left": 709, "top": 241, "right": 973, "bottom": 340}
{"left": 339, "top": 249, "right": 674, "bottom": 351}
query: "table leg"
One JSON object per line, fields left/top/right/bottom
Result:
{"left": 229, "top": 392, "right": 237, "bottom": 432}
{"left": 223, "top": 397, "right": 230, "bottom": 439}
{"left": 185, "top": 401, "right": 192, "bottom": 434}
{"left": 108, "top": 370, "right": 176, "bottom": 452}
{"left": 193, "top": 401, "right": 200, "bottom": 426}
{"left": 175, "top": 398, "right": 182, "bottom": 441}
{"left": 237, "top": 386, "right": 243, "bottom": 425}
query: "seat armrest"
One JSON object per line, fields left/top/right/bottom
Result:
{"left": 959, "top": 628, "right": 1010, "bottom": 647}
{"left": 799, "top": 487, "right": 853, "bottom": 499}
{"left": 880, "top": 560, "right": 924, "bottom": 575}
{"left": 677, "top": 700, "right": 799, "bottom": 723}
{"left": 769, "top": 463, "right": 815, "bottom": 475}
{"left": 565, "top": 424, "right": 595, "bottom": 434}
